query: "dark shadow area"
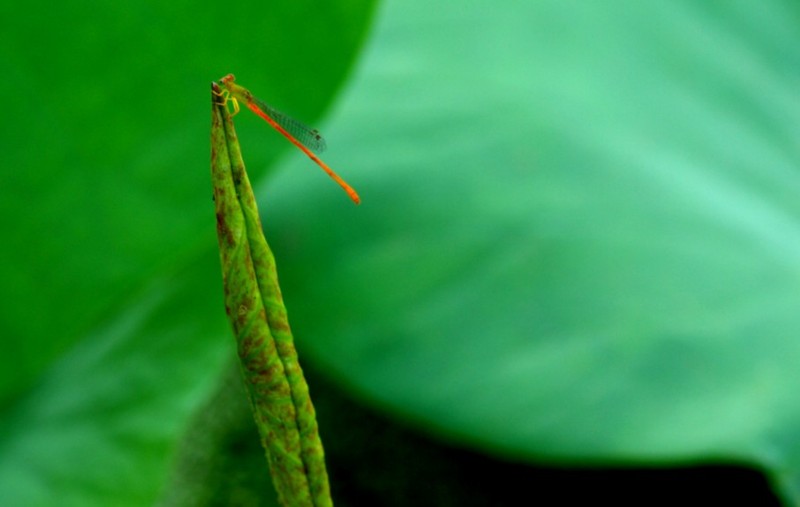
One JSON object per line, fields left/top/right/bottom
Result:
{"left": 305, "top": 366, "right": 782, "bottom": 507}
{"left": 172, "top": 361, "right": 782, "bottom": 506}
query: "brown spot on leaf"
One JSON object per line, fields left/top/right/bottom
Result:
{"left": 270, "top": 320, "right": 290, "bottom": 333}
{"left": 215, "top": 211, "right": 234, "bottom": 247}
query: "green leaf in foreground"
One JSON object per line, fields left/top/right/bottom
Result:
{"left": 211, "top": 80, "right": 331, "bottom": 507}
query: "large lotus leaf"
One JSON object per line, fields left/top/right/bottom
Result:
{"left": 3, "top": 0, "right": 799, "bottom": 505}
{"left": 0, "top": 1, "right": 375, "bottom": 505}
{"left": 255, "top": 0, "right": 800, "bottom": 502}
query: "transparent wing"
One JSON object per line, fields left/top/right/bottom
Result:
{"left": 252, "top": 97, "right": 327, "bottom": 154}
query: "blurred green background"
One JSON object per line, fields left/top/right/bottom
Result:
{"left": 2, "top": 0, "right": 799, "bottom": 505}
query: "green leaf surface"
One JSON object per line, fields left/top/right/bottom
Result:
{"left": 0, "top": 1, "right": 375, "bottom": 505}
{"left": 3, "top": 0, "right": 799, "bottom": 505}
{"left": 256, "top": 0, "right": 800, "bottom": 502}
